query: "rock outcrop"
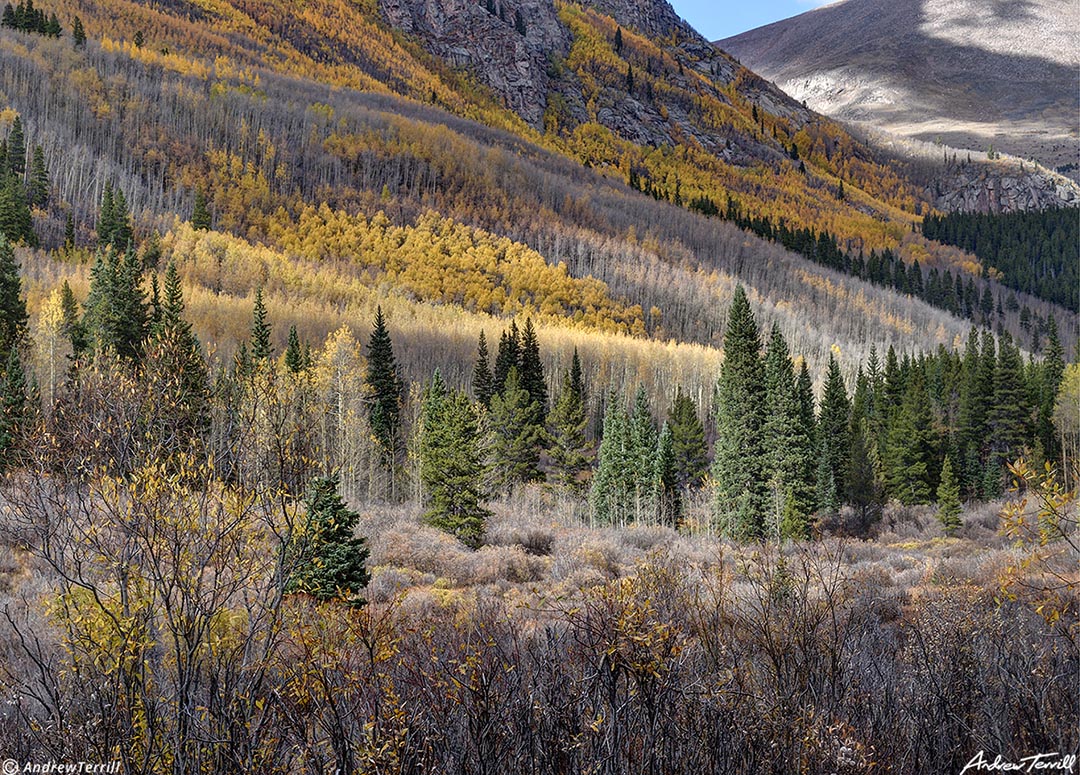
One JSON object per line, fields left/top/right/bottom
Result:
{"left": 929, "top": 161, "right": 1079, "bottom": 213}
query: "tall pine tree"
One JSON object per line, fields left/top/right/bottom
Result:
{"left": 472, "top": 329, "right": 494, "bottom": 407}
{"left": 712, "top": 286, "right": 766, "bottom": 539}
{"left": 365, "top": 306, "right": 404, "bottom": 474}
{"left": 0, "top": 233, "right": 27, "bottom": 367}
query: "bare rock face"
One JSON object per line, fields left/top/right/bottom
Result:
{"left": 929, "top": 161, "right": 1080, "bottom": 213}
{"left": 379, "top": 0, "right": 570, "bottom": 127}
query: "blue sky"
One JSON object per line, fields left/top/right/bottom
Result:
{"left": 672, "top": 0, "right": 834, "bottom": 41}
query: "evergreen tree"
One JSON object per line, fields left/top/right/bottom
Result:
{"left": 547, "top": 367, "right": 590, "bottom": 493}
{"left": 493, "top": 321, "right": 519, "bottom": 394}
{"left": 286, "top": 475, "right": 370, "bottom": 606}
{"left": 988, "top": 332, "right": 1031, "bottom": 471}
{"left": 472, "top": 329, "right": 494, "bottom": 407}
{"left": 762, "top": 325, "right": 814, "bottom": 537}
{"left": 72, "top": 15, "right": 85, "bottom": 47}
{"left": 486, "top": 367, "right": 543, "bottom": 493}
{"left": 249, "top": 288, "right": 273, "bottom": 361}
{"left": 192, "top": 187, "right": 211, "bottom": 230}
{"left": 0, "top": 169, "right": 35, "bottom": 245}
{"left": 284, "top": 324, "right": 304, "bottom": 374}
{"left": 626, "top": 64, "right": 634, "bottom": 92}
{"left": 0, "top": 347, "right": 27, "bottom": 469}
{"left": 6, "top": 116, "right": 24, "bottom": 175}
{"left": 591, "top": 391, "right": 631, "bottom": 526}
{"left": 518, "top": 318, "right": 547, "bottom": 425}
{"left": 936, "top": 455, "right": 962, "bottom": 535}
{"left": 614, "top": 26, "right": 623, "bottom": 53}
{"left": 419, "top": 372, "right": 489, "bottom": 547}
{"left": 846, "top": 419, "right": 884, "bottom": 535}
{"left": 0, "top": 233, "right": 27, "bottom": 366}
{"left": 816, "top": 354, "right": 851, "bottom": 512}
{"left": 81, "top": 246, "right": 147, "bottom": 360}
{"left": 26, "top": 145, "right": 48, "bottom": 208}
{"left": 654, "top": 421, "right": 680, "bottom": 527}
{"left": 884, "top": 368, "right": 937, "bottom": 504}
{"left": 712, "top": 286, "right": 766, "bottom": 539}
{"left": 1, "top": 4, "right": 14, "bottom": 28}
{"left": 96, "top": 181, "right": 115, "bottom": 248}
{"left": 627, "top": 384, "right": 658, "bottom": 521}
{"left": 795, "top": 360, "right": 818, "bottom": 512}
{"left": 667, "top": 387, "right": 708, "bottom": 491}
{"left": 364, "top": 306, "right": 404, "bottom": 469}
{"left": 110, "top": 188, "right": 132, "bottom": 251}
{"left": 1037, "top": 316, "right": 1065, "bottom": 459}
{"left": 144, "top": 260, "right": 209, "bottom": 446}
{"left": 569, "top": 347, "right": 585, "bottom": 406}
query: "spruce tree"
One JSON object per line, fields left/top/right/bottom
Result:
{"left": 286, "top": 475, "right": 370, "bottom": 606}
{"left": 72, "top": 15, "right": 85, "bottom": 47}
{"left": 284, "top": 324, "right": 304, "bottom": 374}
{"left": 847, "top": 418, "right": 884, "bottom": 535}
{"left": 816, "top": 354, "right": 851, "bottom": 512}
{"left": 0, "top": 170, "right": 35, "bottom": 245}
{"left": 81, "top": 247, "right": 146, "bottom": 360}
{"left": 486, "top": 367, "right": 543, "bottom": 493}
{"left": 1037, "top": 316, "right": 1065, "bottom": 459}
{"left": 419, "top": 372, "right": 489, "bottom": 547}
{"left": 26, "top": 145, "right": 48, "bottom": 208}
{"left": 518, "top": 317, "right": 547, "bottom": 425}
{"left": 762, "top": 325, "right": 814, "bottom": 537}
{"left": 192, "top": 187, "right": 211, "bottom": 230}
{"left": 144, "top": 261, "right": 209, "bottom": 446}
{"left": 591, "top": 391, "right": 631, "bottom": 526}
{"left": 884, "top": 368, "right": 937, "bottom": 504}
{"left": 654, "top": 421, "right": 680, "bottom": 527}
{"left": 0, "top": 347, "right": 27, "bottom": 470}
{"left": 614, "top": 26, "right": 623, "bottom": 53}
{"left": 627, "top": 384, "right": 658, "bottom": 521}
{"left": 988, "top": 332, "right": 1030, "bottom": 471}
{"left": 97, "top": 181, "right": 115, "bottom": 248}
{"left": 493, "top": 321, "right": 519, "bottom": 394}
{"left": 6, "top": 116, "right": 24, "bottom": 175}
{"left": 936, "top": 455, "right": 962, "bottom": 535}
{"left": 472, "top": 329, "right": 494, "bottom": 407}
{"left": 548, "top": 367, "right": 590, "bottom": 492}
{"left": 667, "top": 387, "right": 708, "bottom": 491}
{"left": 364, "top": 306, "right": 404, "bottom": 469}
{"left": 249, "top": 288, "right": 273, "bottom": 361}
{"left": 59, "top": 280, "right": 86, "bottom": 357}
{"left": 110, "top": 188, "right": 132, "bottom": 251}
{"left": 712, "top": 286, "right": 766, "bottom": 539}
{"left": 0, "top": 233, "right": 27, "bottom": 366}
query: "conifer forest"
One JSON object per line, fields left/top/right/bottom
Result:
{"left": 0, "top": 0, "right": 1076, "bottom": 773}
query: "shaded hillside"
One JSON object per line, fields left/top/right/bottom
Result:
{"left": 719, "top": 0, "right": 1080, "bottom": 182}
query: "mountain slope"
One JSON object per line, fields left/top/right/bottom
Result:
{"left": 719, "top": 0, "right": 1080, "bottom": 178}
{"left": 1, "top": 0, "right": 1075, "bottom": 370}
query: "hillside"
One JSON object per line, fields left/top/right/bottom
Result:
{"left": 719, "top": 0, "right": 1080, "bottom": 184}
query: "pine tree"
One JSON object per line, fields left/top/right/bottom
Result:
{"left": 816, "top": 354, "right": 851, "bottom": 513}
{"left": 1, "top": 4, "right": 14, "bottom": 28}
{"left": 1037, "top": 316, "right": 1065, "bottom": 459}
{"left": 144, "top": 260, "right": 209, "bottom": 446}
{"left": 286, "top": 475, "right": 370, "bottom": 606}
{"left": 627, "top": 384, "right": 658, "bottom": 521}
{"left": 847, "top": 418, "right": 884, "bottom": 535}
{"left": 936, "top": 455, "right": 962, "bottom": 535}
{"left": 0, "top": 347, "right": 27, "bottom": 469}
{"left": 26, "top": 145, "right": 47, "bottom": 208}
{"left": 493, "top": 322, "right": 519, "bottom": 394}
{"left": 72, "top": 15, "right": 85, "bottom": 47}
{"left": 110, "top": 188, "right": 132, "bottom": 251}
{"left": 419, "top": 372, "right": 489, "bottom": 547}
{"left": 0, "top": 169, "right": 35, "bottom": 245}
{"left": 654, "top": 421, "right": 680, "bottom": 527}
{"left": 6, "top": 116, "right": 25, "bottom": 175}
{"left": 365, "top": 306, "right": 404, "bottom": 470}
{"left": 284, "top": 324, "right": 304, "bottom": 374}
{"left": 0, "top": 233, "right": 27, "bottom": 366}
{"left": 626, "top": 64, "right": 634, "bottom": 92}
{"left": 192, "top": 187, "right": 211, "bottom": 230}
{"left": 81, "top": 246, "right": 146, "bottom": 360}
{"left": 249, "top": 288, "right": 272, "bottom": 361}
{"left": 569, "top": 347, "right": 585, "bottom": 406}
{"left": 712, "top": 286, "right": 766, "bottom": 539}
{"left": 884, "top": 368, "right": 937, "bottom": 505}
{"left": 762, "top": 325, "right": 814, "bottom": 537}
{"left": 988, "top": 332, "right": 1031, "bottom": 471}
{"left": 59, "top": 280, "right": 86, "bottom": 357}
{"left": 518, "top": 318, "right": 547, "bottom": 425}
{"left": 547, "top": 367, "right": 590, "bottom": 492}
{"left": 614, "top": 26, "right": 623, "bottom": 53}
{"left": 486, "top": 367, "right": 543, "bottom": 494}
{"left": 96, "top": 181, "right": 115, "bottom": 248}
{"left": 591, "top": 391, "right": 631, "bottom": 526}
{"left": 472, "top": 329, "right": 494, "bottom": 407}
{"left": 667, "top": 387, "right": 708, "bottom": 491}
